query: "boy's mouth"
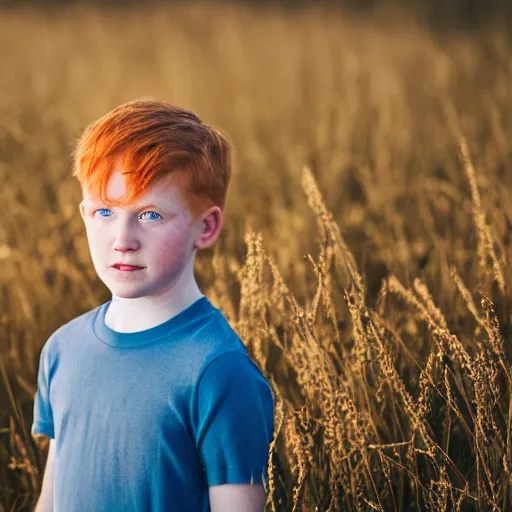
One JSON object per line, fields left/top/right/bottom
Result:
{"left": 111, "top": 264, "right": 144, "bottom": 271}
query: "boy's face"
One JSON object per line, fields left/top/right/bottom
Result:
{"left": 79, "top": 168, "right": 219, "bottom": 300}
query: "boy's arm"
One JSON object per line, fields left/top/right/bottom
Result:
{"left": 209, "top": 484, "right": 266, "bottom": 512}
{"left": 195, "top": 352, "right": 274, "bottom": 512}
{"left": 34, "top": 438, "right": 55, "bottom": 512}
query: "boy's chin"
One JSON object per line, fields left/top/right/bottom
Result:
{"left": 106, "top": 284, "right": 149, "bottom": 300}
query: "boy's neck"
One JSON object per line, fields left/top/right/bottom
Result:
{"left": 104, "top": 280, "right": 204, "bottom": 334}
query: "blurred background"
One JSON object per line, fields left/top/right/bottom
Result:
{"left": 1, "top": 0, "right": 512, "bottom": 28}
{"left": 1, "top": 0, "right": 512, "bottom": 510}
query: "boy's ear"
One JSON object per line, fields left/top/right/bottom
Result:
{"left": 194, "top": 206, "right": 223, "bottom": 250}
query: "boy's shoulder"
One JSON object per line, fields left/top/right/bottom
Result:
{"left": 59, "top": 302, "right": 102, "bottom": 335}
{"left": 41, "top": 303, "right": 103, "bottom": 354}
{"left": 173, "top": 304, "right": 248, "bottom": 364}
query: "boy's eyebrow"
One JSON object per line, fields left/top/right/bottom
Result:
{"left": 88, "top": 201, "right": 164, "bottom": 211}
{"left": 132, "top": 203, "right": 160, "bottom": 211}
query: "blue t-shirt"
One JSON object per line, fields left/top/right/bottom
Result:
{"left": 31, "top": 296, "right": 275, "bottom": 511}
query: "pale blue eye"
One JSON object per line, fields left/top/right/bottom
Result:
{"left": 139, "top": 211, "right": 162, "bottom": 221}
{"left": 95, "top": 208, "right": 112, "bottom": 217}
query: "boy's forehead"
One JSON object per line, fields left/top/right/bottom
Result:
{"left": 81, "top": 171, "right": 183, "bottom": 207}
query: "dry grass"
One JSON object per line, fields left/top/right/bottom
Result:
{"left": 1, "top": 2, "right": 512, "bottom": 510}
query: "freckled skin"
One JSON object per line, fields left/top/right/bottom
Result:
{"left": 80, "top": 170, "right": 198, "bottom": 300}
{"left": 78, "top": 167, "right": 223, "bottom": 331}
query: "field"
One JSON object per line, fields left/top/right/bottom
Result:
{"left": 1, "top": 1, "right": 512, "bottom": 510}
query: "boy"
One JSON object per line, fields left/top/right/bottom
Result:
{"left": 31, "top": 98, "right": 275, "bottom": 512}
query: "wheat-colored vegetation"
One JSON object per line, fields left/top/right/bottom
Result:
{"left": 1, "top": 2, "right": 512, "bottom": 511}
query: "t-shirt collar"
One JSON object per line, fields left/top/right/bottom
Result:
{"left": 92, "top": 296, "right": 213, "bottom": 348}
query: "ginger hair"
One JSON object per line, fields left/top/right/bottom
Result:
{"left": 72, "top": 98, "right": 232, "bottom": 218}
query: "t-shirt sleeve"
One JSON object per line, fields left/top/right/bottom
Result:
{"left": 194, "top": 351, "right": 275, "bottom": 487}
{"left": 31, "top": 340, "right": 55, "bottom": 439}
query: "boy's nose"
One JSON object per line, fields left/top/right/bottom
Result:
{"left": 113, "top": 239, "right": 140, "bottom": 252}
{"left": 112, "top": 227, "right": 141, "bottom": 252}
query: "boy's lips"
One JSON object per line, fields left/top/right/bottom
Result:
{"left": 111, "top": 264, "right": 145, "bottom": 271}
